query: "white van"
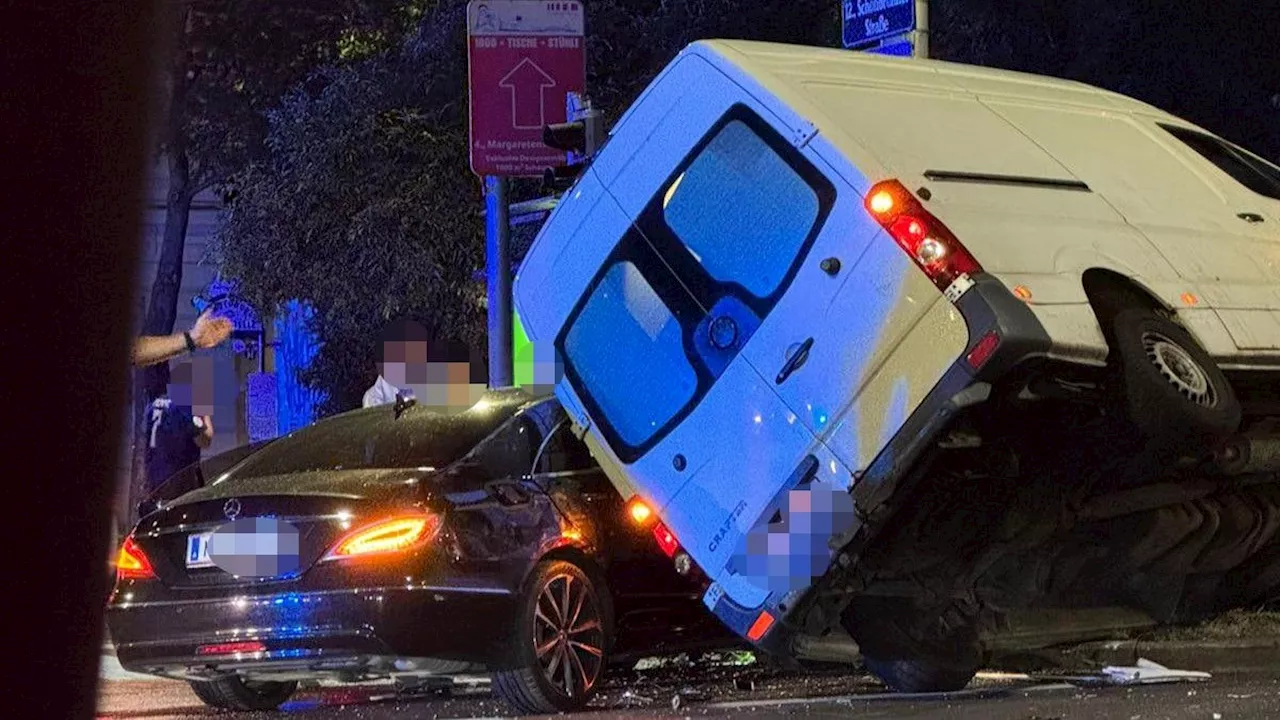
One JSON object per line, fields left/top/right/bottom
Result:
{"left": 514, "top": 40, "right": 1280, "bottom": 692}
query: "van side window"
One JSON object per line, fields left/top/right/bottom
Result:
{"left": 564, "top": 261, "right": 699, "bottom": 447}
{"left": 1161, "top": 124, "right": 1280, "bottom": 201}
{"left": 663, "top": 120, "right": 822, "bottom": 298}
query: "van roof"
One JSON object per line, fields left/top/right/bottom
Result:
{"left": 689, "top": 39, "right": 1178, "bottom": 121}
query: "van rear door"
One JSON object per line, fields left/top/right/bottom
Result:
{"left": 553, "top": 52, "right": 852, "bottom": 611}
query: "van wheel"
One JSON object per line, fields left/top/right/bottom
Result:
{"left": 841, "top": 597, "right": 981, "bottom": 694}
{"left": 188, "top": 676, "right": 297, "bottom": 711}
{"left": 492, "top": 560, "right": 611, "bottom": 714}
{"left": 861, "top": 656, "right": 977, "bottom": 694}
{"left": 1111, "top": 309, "right": 1240, "bottom": 444}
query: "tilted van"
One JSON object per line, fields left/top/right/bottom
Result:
{"left": 514, "top": 40, "right": 1280, "bottom": 691}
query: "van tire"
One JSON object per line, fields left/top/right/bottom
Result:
{"left": 188, "top": 677, "right": 297, "bottom": 711}
{"left": 1110, "top": 309, "right": 1240, "bottom": 445}
{"left": 861, "top": 656, "right": 977, "bottom": 694}
{"left": 841, "top": 597, "right": 981, "bottom": 694}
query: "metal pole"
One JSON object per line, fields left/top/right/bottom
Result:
{"left": 912, "top": 0, "right": 929, "bottom": 58}
{"left": 484, "top": 175, "right": 512, "bottom": 388}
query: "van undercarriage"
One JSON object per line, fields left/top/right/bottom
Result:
{"left": 803, "top": 359, "right": 1280, "bottom": 687}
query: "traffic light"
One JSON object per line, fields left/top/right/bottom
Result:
{"left": 542, "top": 92, "right": 604, "bottom": 190}
{"left": 542, "top": 122, "right": 590, "bottom": 156}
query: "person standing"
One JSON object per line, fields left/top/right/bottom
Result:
{"left": 364, "top": 318, "right": 431, "bottom": 408}
{"left": 142, "top": 360, "right": 214, "bottom": 498}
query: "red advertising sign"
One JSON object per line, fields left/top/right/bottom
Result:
{"left": 467, "top": 1, "right": 586, "bottom": 177}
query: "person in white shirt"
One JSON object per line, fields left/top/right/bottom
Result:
{"left": 363, "top": 318, "right": 431, "bottom": 408}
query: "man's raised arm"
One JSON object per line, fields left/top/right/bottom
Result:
{"left": 132, "top": 310, "right": 233, "bottom": 367}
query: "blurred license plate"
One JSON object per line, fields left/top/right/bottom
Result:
{"left": 186, "top": 531, "right": 215, "bottom": 568}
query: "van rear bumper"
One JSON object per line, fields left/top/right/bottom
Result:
{"left": 706, "top": 274, "right": 1052, "bottom": 656}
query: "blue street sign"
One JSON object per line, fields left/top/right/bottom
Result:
{"left": 867, "top": 39, "right": 913, "bottom": 56}
{"left": 842, "top": 0, "right": 916, "bottom": 49}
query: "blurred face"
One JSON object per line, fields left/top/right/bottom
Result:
{"left": 380, "top": 339, "right": 429, "bottom": 386}
{"left": 168, "top": 356, "right": 215, "bottom": 415}
{"left": 416, "top": 360, "right": 486, "bottom": 409}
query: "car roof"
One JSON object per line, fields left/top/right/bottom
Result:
{"left": 207, "top": 387, "right": 557, "bottom": 481}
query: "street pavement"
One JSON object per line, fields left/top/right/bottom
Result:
{"left": 97, "top": 654, "right": 1280, "bottom": 719}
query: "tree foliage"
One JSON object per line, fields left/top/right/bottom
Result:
{"left": 215, "top": 0, "right": 1280, "bottom": 417}
{"left": 145, "top": 0, "right": 419, "bottom": 336}
{"left": 217, "top": 2, "right": 480, "bottom": 414}
{"left": 126, "top": 0, "right": 425, "bottom": 532}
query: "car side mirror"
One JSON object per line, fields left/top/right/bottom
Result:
{"left": 394, "top": 391, "right": 416, "bottom": 419}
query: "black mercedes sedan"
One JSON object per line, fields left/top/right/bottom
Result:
{"left": 107, "top": 389, "right": 733, "bottom": 714}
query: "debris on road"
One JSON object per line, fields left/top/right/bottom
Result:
{"left": 671, "top": 685, "right": 707, "bottom": 710}
{"left": 1101, "top": 658, "right": 1211, "bottom": 685}
{"left": 619, "top": 689, "right": 654, "bottom": 706}
{"left": 1040, "top": 658, "right": 1211, "bottom": 687}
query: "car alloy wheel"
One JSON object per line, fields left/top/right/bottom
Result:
{"left": 533, "top": 570, "right": 605, "bottom": 700}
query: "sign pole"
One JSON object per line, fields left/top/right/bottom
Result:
{"left": 484, "top": 174, "right": 512, "bottom": 388}
{"left": 912, "top": 0, "right": 929, "bottom": 58}
{"left": 466, "top": 1, "right": 585, "bottom": 389}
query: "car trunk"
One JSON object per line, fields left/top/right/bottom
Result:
{"left": 133, "top": 469, "right": 425, "bottom": 589}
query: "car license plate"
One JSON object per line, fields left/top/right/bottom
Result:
{"left": 186, "top": 530, "right": 215, "bottom": 569}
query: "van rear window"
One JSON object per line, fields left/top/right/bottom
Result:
{"left": 663, "top": 120, "right": 821, "bottom": 298}
{"left": 563, "top": 261, "right": 698, "bottom": 447}
{"left": 559, "top": 106, "right": 834, "bottom": 461}
{"left": 1161, "top": 124, "right": 1280, "bottom": 201}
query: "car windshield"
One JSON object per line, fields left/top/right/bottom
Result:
{"left": 218, "top": 396, "right": 525, "bottom": 482}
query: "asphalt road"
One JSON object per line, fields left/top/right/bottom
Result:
{"left": 96, "top": 660, "right": 1280, "bottom": 719}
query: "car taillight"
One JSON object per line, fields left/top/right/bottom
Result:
{"left": 323, "top": 513, "right": 440, "bottom": 561}
{"left": 196, "top": 640, "right": 266, "bottom": 656}
{"left": 116, "top": 536, "right": 154, "bottom": 580}
{"left": 652, "top": 521, "right": 680, "bottom": 558}
{"left": 865, "top": 179, "right": 982, "bottom": 298}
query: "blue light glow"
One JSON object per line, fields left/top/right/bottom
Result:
{"left": 246, "top": 372, "right": 278, "bottom": 442}
{"left": 275, "top": 300, "right": 325, "bottom": 434}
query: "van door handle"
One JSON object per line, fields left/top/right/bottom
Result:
{"left": 776, "top": 338, "right": 814, "bottom": 384}
{"left": 1238, "top": 212, "right": 1265, "bottom": 223}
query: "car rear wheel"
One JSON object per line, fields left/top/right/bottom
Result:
{"left": 492, "top": 560, "right": 610, "bottom": 714}
{"left": 188, "top": 676, "right": 297, "bottom": 711}
{"left": 1111, "top": 309, "right": 1240, "bottom": 446}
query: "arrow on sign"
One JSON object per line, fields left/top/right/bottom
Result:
{"left": 500, "top": 58, "right": 556, "bottom": 129}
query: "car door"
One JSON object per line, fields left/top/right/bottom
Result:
{"left": 443, "top": 410, "right": 561, "bottom": 585}
{"left": 530, "top": 408, "right": 726, "bottom": 654}
{"left": 525, "top": 404, "right": 664, "bottom": 596}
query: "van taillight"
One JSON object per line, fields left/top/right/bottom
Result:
{"left": 865, "top": 180, "right": 982, "bottom": 298}
{"left": 652, "top": 522, "right": 680, "bottom": 558}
